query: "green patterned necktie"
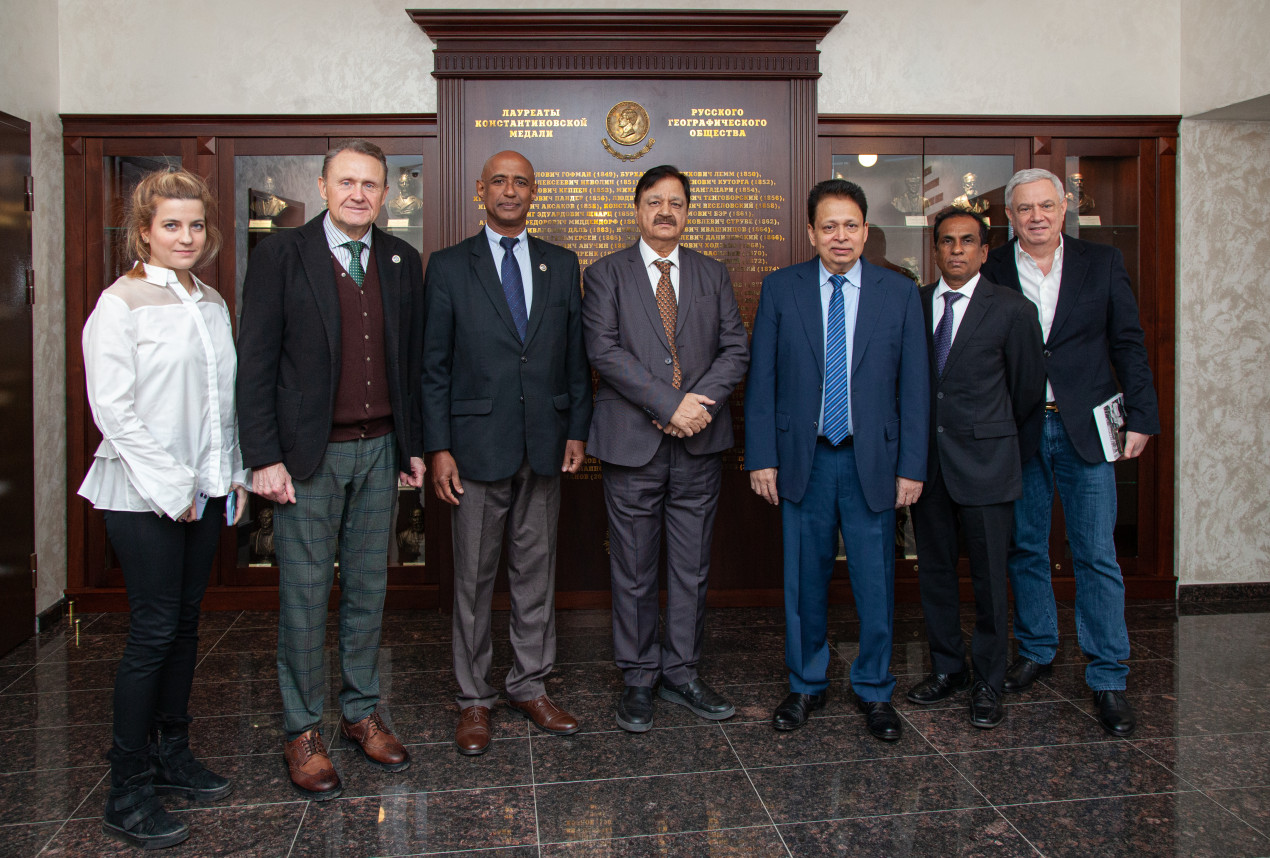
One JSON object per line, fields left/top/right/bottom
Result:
{"left": 342, "top": 240, "right": 366, "bottom": 286}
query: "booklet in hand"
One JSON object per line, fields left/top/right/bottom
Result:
{"left": 1093, "top": 393, "right": 1127, "bottom": 462}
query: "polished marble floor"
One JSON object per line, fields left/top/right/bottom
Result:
{"left": 1, "top": 597, "right": 1268, "bottom": 857}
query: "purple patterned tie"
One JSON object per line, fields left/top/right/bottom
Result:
{"left": 934, "top": 291, "right": 963, "bottom": 377}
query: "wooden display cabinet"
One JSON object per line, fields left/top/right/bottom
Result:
{"left": 61, "top": 113, "right": 1177, "bottom": 610}
{"left": 62, "top": 116, "right": 443, "bottom": 611}
{"left": 817, "top": 116, "right": 1178, "bottom": 601}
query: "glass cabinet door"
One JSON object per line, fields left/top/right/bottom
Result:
{"left": 1050, "top": 138, "right": 1151, "bottom": 564}
{"left": 824, "top": 136, "right": 1029, "bottom": 563}
{"left": 80, "top": 139, "right": 201, "bottom": 590}
{"left": 220, "top": 139, "right": 431, "bottom": 587}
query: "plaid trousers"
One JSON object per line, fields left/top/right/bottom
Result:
{"left": 274, "top": 433, "right": 397, "bottom": 738}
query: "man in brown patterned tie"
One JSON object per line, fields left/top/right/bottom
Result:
{"left": 582, "top": 165, "right": 750, "bottom": 733}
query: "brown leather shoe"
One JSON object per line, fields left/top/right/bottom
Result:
{"left": 283, "top": 730, "right": 342, "bottom": 800}
{"left": 507, "top": 695, "right": 580, "bottom": 735}
{"left": 455, "top": 706, "right": 491, "bottom": 756}
{"left": 340, "top": 712, "right": 410, "bottom": 772}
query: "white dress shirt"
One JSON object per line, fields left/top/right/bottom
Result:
{"left": 486, "top": 225, "right": 534, "bottom": 312}
{"left": 1016, "top": 237, "right": 1063, "bottom": 401}
{"left": 78, "top": 264, "right": 249, "bottom": 519}
{"left": 638, "top": 239, "right": 680, "bottom": 301}
{"left": 931, "top": 273, "right": 981, "bottom": 343}
{"left": 818, "top": 258, "right": 861, "bottom": 437}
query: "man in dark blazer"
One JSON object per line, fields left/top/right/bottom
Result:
{"left": 906, "top": 209, "right": 1045, "bottom": 729}
{"left": 422, "top": 151, "right": 592, "bottom": 756}
{"left": 981, "top": 168, "right": 1160, "bottom": 737}
{"left": 583, "top": 165, "right": 749, "bottom": 733}
{"left": 745, "top": 179, "right": 928, "bottom": 740}
{"left": 237, "top": 139, "right": 425, "bottom": 799}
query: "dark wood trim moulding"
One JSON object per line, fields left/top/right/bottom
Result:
{"left": 411, "top": 10, "right": 844, "bottom": 79}
{"left": 60, "top": 115, "right": 438, "bottom": 138}
{"left": 1177, "top": 582, "right": 1270, "bottom": 605}
{"left": 818, "top": 114, "right": 1181, "bottom": 139}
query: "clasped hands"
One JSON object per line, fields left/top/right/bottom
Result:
{"left": 652, "top": 392, "right": 715, "bottom": 439}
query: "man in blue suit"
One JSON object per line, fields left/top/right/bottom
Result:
{"left": 745, "top": 179, "right": 929, "bottom": 739}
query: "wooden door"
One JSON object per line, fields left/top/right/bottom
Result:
{"left": 0, "top": 111, "right": 35, "bottom": 655}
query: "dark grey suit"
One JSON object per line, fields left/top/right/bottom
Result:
{"left": 582, "top": 242, "right": 748, "bottom": 687}
{"left": 911, "top": 277, "right": 1045, "bottom": 693}
{"left": 422, "top": 230, "right": 592, "bottom": 708}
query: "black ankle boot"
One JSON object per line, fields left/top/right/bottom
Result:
{"left": 151, "top": 722, "right": 232, "bottom": 802}
{"left": 102, "top": 747, "right": 190, "bottom": 850}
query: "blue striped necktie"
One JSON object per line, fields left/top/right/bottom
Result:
{"left": 822, "top": 274, "right": 850, "bottom": 444}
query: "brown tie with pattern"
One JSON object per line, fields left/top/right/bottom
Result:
{"left": 653, "top": 259, "right": 681, "bottom": 389}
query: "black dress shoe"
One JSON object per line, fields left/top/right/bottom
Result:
{"left": 658, "top": 677, "right": 735, "bottom": 720}
{"left": 1094, "top": 690, "right": 1137, "bottom": 737}
{"left": 773, "top": 692, "right": 826, "bottom": 731}
{"left": 1003, "top": 656, "right": 1053, "bottom": 693}
{"left": 616, "top": 686, "right": 654, "bottom": 733}
{"left": 968, "top": 681, "right": 1005, "bottom": 729}
{"left": 906, "top": 668, "right": 972, "bottom": 705}
{"left": 856, "top": 699, "right": 902, "bottom": 741}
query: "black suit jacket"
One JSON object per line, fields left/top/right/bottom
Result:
{"left": 981, "top": 236, "right": 1161, "bottom": 464}
{"left": 421, "top": 231, "right": 592, "bottom": 482}
{"left": 236, "top": 214, "right": 424, "bottom": 480}
{"left": 920, "top": 277, "right": 1045, "bottom": 506}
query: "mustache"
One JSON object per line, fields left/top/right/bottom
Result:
{"left": 653, "top": 215, "right": 678, "bottom": 224}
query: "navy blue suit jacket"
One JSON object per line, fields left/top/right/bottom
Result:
{"left": 420, "top": 232, "right": 592, "bottom": 482}
{"left": 744, "top": 257, "right": 929, "bottom": 511}
{"left": 981, "top": 236, "right": 1160, "bottom": 464}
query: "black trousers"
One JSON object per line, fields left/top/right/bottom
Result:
{"left": 104, "top": 499, "right": 224, "bottom": 756}
{"left": 911, "top": 470, "right": 1013, "bottom": 693}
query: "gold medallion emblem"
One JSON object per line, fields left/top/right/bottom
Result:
{"left": 603, "top": 101, "right": 656, "bottom": 162}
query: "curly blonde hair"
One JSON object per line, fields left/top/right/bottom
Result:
{"left": 124, "top": 168, "right": 222, "bottom": 277}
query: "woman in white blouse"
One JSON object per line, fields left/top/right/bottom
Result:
{"left": 80, "top": 168, "right": 247, "bottom": 850}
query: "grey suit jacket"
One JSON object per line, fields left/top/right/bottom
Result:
{"left": 582, "top": 242, "right": 749, "bottom": 468}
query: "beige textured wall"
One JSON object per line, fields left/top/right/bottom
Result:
{"left": 58, "top": 0, "right": 1182, "bottom": 117}
{"left": 1176, "top": 119, "right": 1270, "bottom": 584}
{"left": 1181, "top": 0, "right": 1270, "bottom": 115}
{"left": 0, "top": 0, "right": 65, "bottom": 615}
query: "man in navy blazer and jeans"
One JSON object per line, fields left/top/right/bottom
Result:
{"left": 981, "top": 168, "right": 1160, "bottom": 737}
{"left": 745, "top": 179, "right": 929, "bottom": 740}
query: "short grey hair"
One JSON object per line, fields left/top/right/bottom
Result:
{"left": 1004, "top": 168, "right": 1064, "bottom": 208}
{"left": 321, "top": 138, "right": 388, "bottom": 184}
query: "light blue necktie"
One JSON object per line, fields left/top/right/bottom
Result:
{"left": 822, "top": 274, "right": 851, "bottom": 444}
{"left": 499, "top": 236, "right": 529, "bottom": 342}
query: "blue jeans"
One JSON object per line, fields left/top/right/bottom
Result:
{"left": 1009, "top": 411, "right": 1129, "bottom": 690}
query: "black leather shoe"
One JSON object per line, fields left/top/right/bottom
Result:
{"left": 616, "top": 686, "right": 654, "bottom": 733}
{"left": 772, "top": 692, "right": 826, "bottom": 731}
{"left": 856, "top": 699, "right": 902, "bottom": 741}
{"left": 906, "top": 668, "right": 972, "bottom": 705}
{"left": 1094, "top": 690, "right": 1137, "bottom": 737}
{"left": 968, "top": 681, "right": 1005, "bottom": 729}
{"left": 1003, "top": 656, "right": 1053, "bottom": 693}
{"left": 658, "top": 678, "right": 735, "bottom": 721}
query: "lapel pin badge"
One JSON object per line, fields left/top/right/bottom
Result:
{"left": 539, "top": 263, "right": 547, "bottom": 272}
{"left": 392, "top": 255, "right": 402, "bottom": 264}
